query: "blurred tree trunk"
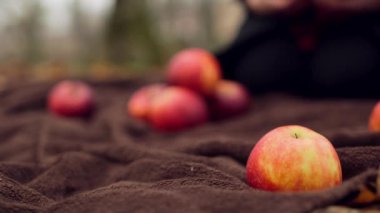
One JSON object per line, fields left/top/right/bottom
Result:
{"left": 200, "top": 0, "right": 217, "bottom": 49}
{"left": 71, "top": 0, "right": 88, "bottom": 63}
{"left": 22, "top": 0, "right": 43, "bottom": 63}
{"left": 164, "top": 0, "right": 186, "bottom": 54}
{"left": 71, "top": 0, "right": 100, "bottom": 64}
{"left": 106, "top": 0, "right": 162, "bottom": 69}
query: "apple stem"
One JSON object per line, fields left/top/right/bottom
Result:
{"left": 294, "top": 133, "right": 299, "bottom": 139}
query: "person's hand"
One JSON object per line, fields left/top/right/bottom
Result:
{"left": 246, "top": 0, "right": 310, "bottom": 15}
{"left": 314, "top": 0, "right": 380, "bottom": 12}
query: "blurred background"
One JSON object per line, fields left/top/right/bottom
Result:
{"left": 0, "top": 0, "right": 244, "bottom": 85}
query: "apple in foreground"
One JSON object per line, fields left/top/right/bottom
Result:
{"left": 149, "top": 86, "right": 209, "bottom": 132}
{"left": 369, "top": 102, "right": 380, "bottom": 132}
{"left": 48, "top": 80, "right": 94, "bottom": 117}
{"left": 167, "top": 48, "right": 222, "bottom": 96}
{"left": 246, "top": 125, "right": 342, "bottom": 192}
{"left": 127, "top": 84, "right": 166, "bottom": 122}
{"left": 209, "top": 80, "right": 251, "bottom": 119}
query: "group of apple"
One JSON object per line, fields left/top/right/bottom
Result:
{"left": 47, "top": 48, "right": 251, "bottom": 124}
{"left": 127, "top": 48, "right": 251, "bottom": 132}
{"left": 46, "top": 48, "right": 380, "bottom": 194}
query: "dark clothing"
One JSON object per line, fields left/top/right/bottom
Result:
{"left": 217, "top": 8, "right": 380, "bottom": 97}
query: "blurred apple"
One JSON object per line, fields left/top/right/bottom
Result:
{"left": 48, "top": 80, "right": 94, "bottom": 117}
{"left": 247, "top": 125, "right": 342, "bottom": 192}
{"left": 209, "top": 80, "right": 251, "bottom": 119}
{"left": 167, "top": 48, "right": 222, "bottom": 96}
{"left": 127, "top": 84, "right": 166, "bottom": 122}
{"left": 369, "top": 102, "right": 380, "bottom": 132}
{"left": 149, "top": 86, "right": 209, "bottom": 132}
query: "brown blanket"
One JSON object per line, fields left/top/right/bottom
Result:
{"left": 0, "top": 80, "right": 380, "bottom": 213}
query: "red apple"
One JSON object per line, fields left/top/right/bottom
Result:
{"left": 209, "top": 80, "right": 251, "bottom": 119}
{"left": 369, "top": 102, "right": 380, "bottom": 132}
{"left": 127, "top": 84, "right": 166, "bottom": 121}
{"left": 246, "top": 125, "right": 342, "bottom": 192}
{"left": 48, "top": 80, "right": 94, "bottom": 117}
{"left": 167, "top": 48, "right": 222, "bottom": 96}
{"left": 149, "top": 86, "right": 209, "bottom": 132}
